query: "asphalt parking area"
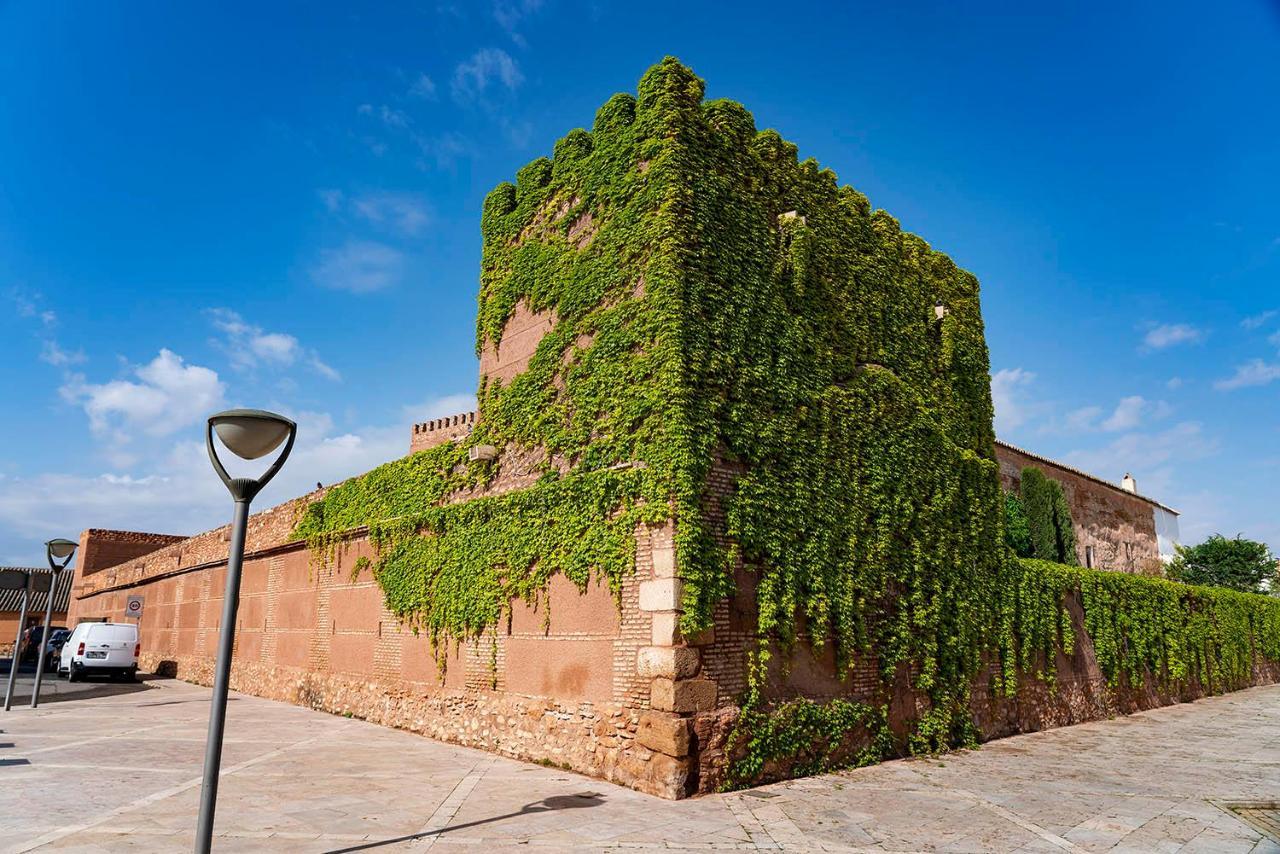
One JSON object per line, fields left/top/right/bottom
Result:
{"left": 1, "top": 675, "right": 1277, "bottom": 852}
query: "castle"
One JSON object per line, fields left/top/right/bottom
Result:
{"left": 67, "top": 60, "right": 1275, "bottom": 798}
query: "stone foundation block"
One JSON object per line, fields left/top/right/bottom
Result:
{"left": 650, "top": 677, "right": 718, "bottom": 713}
{"left": 636, "top": 646, "right": 700, "bottom": 679}
{"left": 639, "top": 578, "right": 683, "bottom": 612}
{"left": 636, "top": 712, "right": 692, "bottom": 756}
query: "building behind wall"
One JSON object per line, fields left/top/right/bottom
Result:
{"left": 994, "top": 441, "right": 1180, "bottom": 572}
{"left": 1, "top": 570, "right": 70, "bottom": 656}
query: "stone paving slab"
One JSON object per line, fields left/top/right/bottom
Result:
{"left": 1, "top": 675, "right": 1278, "bottom": 852}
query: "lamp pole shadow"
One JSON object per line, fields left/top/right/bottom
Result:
{"left": 324, "top": 791, "right": 607, "bottom": 853}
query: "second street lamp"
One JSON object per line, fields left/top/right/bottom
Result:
{"left": 195, "top": 409, "right": 296, "bottom": 854}
{"left": 29, "top": 538, "right": 77, "bottom": 708}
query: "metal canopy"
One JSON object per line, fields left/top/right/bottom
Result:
{"left": 0, "top": 570, "right": 52, "bottom": 593}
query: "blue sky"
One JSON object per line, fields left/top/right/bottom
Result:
{"left": 1, "top": 1, "right": 1278, "bottom": 565}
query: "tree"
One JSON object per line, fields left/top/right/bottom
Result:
{"left": 1003, "top": 491, "right": 1032, "bottom": 557}
{"left": 1019, "top": 466, "right": 1078, "bottom": 565}
{"left": 1166, "top": 534, "right": 1278, "bottom": 593}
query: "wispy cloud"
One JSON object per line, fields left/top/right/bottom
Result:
{"left": 310, "top": 240, "right": 405, "bottom": 293}
{"left": 413, "top": 132, "right": 470, "bottom": 170}
{"left": 1214, "top": 359, "right": 1280, "bottom": 391}
{"left": 207, "top": 308, "right": 340, "bottom": 381}
{"left": 1064, "top": 421, "right": 1218, "bottom": 499}
{"left": 990, "top": 367, "right": 1036, "bottom": 433}
{"left": 318, "top": 189, "right": 432, "bottom": 237}
{"left": 40, "top": 339, "right": 85, "bottom": 367}
{"left": 409, "top": 73, "right": 437, "bottom": 100}
{"left": 350, "top": 191, "right": 431, "bottom": 236}
{"left": 11, "top": 287, "right": 84, "bottom": 368}
{"left": 493, "top": 0, "right": 543, "bottom": 45}
{"left": 1141, "top": 322, "right": 1204, "bottom": 351}
{"left": 452, "top": 48, "right": 523, "bottom": 103}
{"left": 358, "top": 103, "right": 410, "bottom": 129}
{"left": 1241, "top": 309, "right": 1277, "bottom": 330}
{"left": 1100, "top": 395, "right": 1171, "bottom": 432}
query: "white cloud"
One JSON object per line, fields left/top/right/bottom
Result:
{"left": 207, "top": 309, "right": 339, "bottom": 381}
{"left": 409, "top": 73, "right": 437, "bottom": 99}
{"left": 990, "top": 368, "right": 1036, "bottom": 433}
{"left": 413, "top": 132, "right": 470, "bottom": 169}
{"left": 60, "top": 349, "right": 226, "bottom": 443}
{"left": 1100, "top": 395, "right": 1171, "bottom": 432}
{"left": 311, "top": 240, "right": 405, "bottom": 293}
{"left": 1270, "top": 328, "right": 1280, "bottom": 349}
{"left": 40, "top": 339, "right": 85, "bottom": 367}
{"left": 1061, "top": 405, "right": 1103, "bottom": 434}
{"left": 401, "top": 393, "right": 477, "bottom": 424}
{"left": 1166, "top": 376, "right": 1184, "bottom": 390}
{"left": 358, "top": 103, "right": 409, "bottom": 129}
{"left": 1142, "top": 323, "right": 1204, "bottom": 351}
{"left": 1214, "top": 359, "right": 1280, "bottom": 391}
{"left": 1241, "top": 309, "right": 1277, "bottom": 331}
{"left": 452, "top": 48, "right": 523, "bottom": 102}
{"left": 350, "top": 191, "right": 431, "bottom": 236}
{"left": 0, "top": 393, "right": 472, "bottom": 564}
{"left": 318, "top": 188, "right": 343, "bottom": 212}
{"left": 1064, "top": 421, "right": 1218, "bottom": 499}
{"left": 493, "top": 0, "right": 543, "bottom": 44}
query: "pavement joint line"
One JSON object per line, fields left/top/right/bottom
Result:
{"left": 901, "top": 766, "right": 1085, "bottom": 853}
{"left": 7, "top": 734, "right": 325, "bottom": 854}
{"left": 20, "top": 720, "right": 176, "bottom": 756}
{"left": 409, "top": 755, "right": 500, "bottom": 849}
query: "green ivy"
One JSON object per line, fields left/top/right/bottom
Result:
{"left": 1020, "top": 467, "right": 1077, "bottom": 565}
{"left": 1008, "top": 558, "right": 1280, "bottom": 693}
{"left": 287, "top": 59, "right": 1279, "bottom": 782}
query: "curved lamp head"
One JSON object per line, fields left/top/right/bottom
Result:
{"left": 45, "top": 538, "right": 77, "bottom": 572}
{"left": 206, "top": 409, "right": 297, "bottom": 502}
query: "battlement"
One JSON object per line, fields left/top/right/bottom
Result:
{"left": 410, "top": 410, "right": 477, "bottom": 453}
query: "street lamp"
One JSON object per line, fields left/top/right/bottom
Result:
{"left": 29, "top": 538, "right": 77, "bottom": 708}
{"left": 195, "top": 409, "right": 296, "bottom": 853}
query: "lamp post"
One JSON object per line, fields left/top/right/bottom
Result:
{"left": 29, "top": 538, "right": 77, "bottom": 709}
{"left": 195, "top": 409, "right": 296, "bottom": 853}
{"left": 3, "top": 571, "right": 35, "bottom": 711}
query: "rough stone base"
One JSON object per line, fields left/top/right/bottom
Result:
{"left": 143, "top": 652, "right": 692, "bottom": 798}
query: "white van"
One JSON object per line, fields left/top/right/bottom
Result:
{"left": 59, "top": 622, "right": 139, "bottom": 682}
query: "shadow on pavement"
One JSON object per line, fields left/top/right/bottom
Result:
{"left": 325, "top": 791, "right": 606, "bottom": 852}
{"left": 0, "top": 658, "right": 157, "bottom": 706}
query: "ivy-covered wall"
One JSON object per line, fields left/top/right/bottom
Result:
{"left": 288, "top": 57, "right": 1280, "bottom": 795}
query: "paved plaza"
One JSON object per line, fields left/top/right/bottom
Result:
{"left": 1, "top": 674, "right": 1277, "bottom": 852}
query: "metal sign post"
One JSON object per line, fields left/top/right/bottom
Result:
{"left": 126, "top": 595, "right": 144, "bottom": 621}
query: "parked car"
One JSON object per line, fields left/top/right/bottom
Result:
{"left": 44, "top": 628, "right": 72, "bottom": 671}
{"left": 19, "top": 625, "right": 67, "bottom": 663}
{"left": 59, "top": 622, "right": 139, "bottom": 682}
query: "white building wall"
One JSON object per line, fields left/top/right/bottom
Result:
{"left": 1153, "top": 506, "right": 1181, "bottom": 563}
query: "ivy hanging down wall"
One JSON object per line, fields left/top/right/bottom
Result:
{"left": 288, "top": 58, "right": 1280, "bottom": 781}
{"left": 722, "top": 558, "right": 1280, "bottom": 789}
{"left": 291, "top": 57, "right": 1009, "bottom": 744}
